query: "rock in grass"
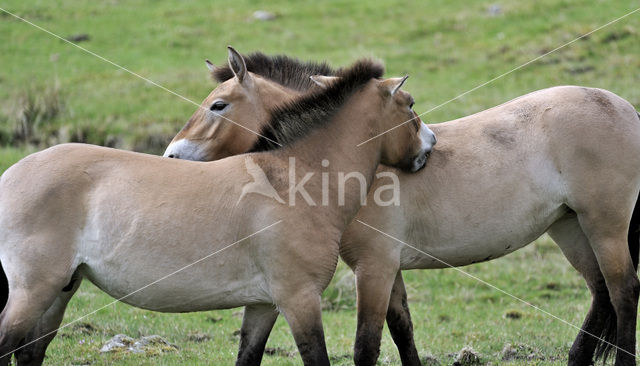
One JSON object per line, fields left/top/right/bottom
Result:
{"left": 421, "top": 353, "right": 441, "bottom": 365}
{"left": 65, "top": 33, "right": 90, "bottom": 43}
{"left": 132, "top": 335, "right": 178, "bottom": 354}
{"left": 187, "top": 332, "right": 211, "bottom": 343}
{"left": 265, "top": 347, "right": 295, "bottom": 357}
{"left": 252, "top": 10, "right": 277, "bottom": 21}
{"left": 100, "top": 334, "right": 177, "bottom": 355}
{"left": 453, "top": 346, "right": 482, "bottom": 366}
{"left": 100, "top": 334, "right": 135, "bottom": 353}
{"left": 500, "top": 343, "right": 545, "bottom": 361}
{"left": 487, "top": 4, "right": 502, "bottom": 16}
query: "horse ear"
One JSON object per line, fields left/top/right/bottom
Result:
{"left": 310, "top": 75, "right": 339, "bottom": 88}
{"left": 227, "top": 46, "right": 247, "bottom": 83}
{"left": 387, "top": 75, "right": 409, "bottom": 96}
{"left": 205, "top": 59, "right": 217, "bottom": 73}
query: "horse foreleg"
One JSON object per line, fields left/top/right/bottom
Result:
{"left": 235, "top": 304, "right": 279, "bottom": 366}
{"left": 278, "top": 290, "right": 330, "bottom": 366}
{"left": 353, "top": 259, "right": 399, "bottom": 366}
{"left": 385, "top": 272, "right": 421, "bottom": 366}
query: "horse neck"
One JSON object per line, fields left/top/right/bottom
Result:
{"left": 277, "top": 92, "right": 384, "bottom": 220}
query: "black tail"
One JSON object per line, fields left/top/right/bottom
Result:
{"left": 0, "top": 261, "right": 7, "bottom": 313}
{"left": 633, "top": 111, "right": 640, "bottom": 271}
{"left": 594, "top": 188, "right": 640, "bottom": 363}
{"left": 628, "top": 190, "right": 640, "bottom": 272}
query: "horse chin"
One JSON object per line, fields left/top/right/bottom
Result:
{"left": 410, "top": 151, "right": 429, "bottom": 172}
{"left": 395, "top": 151, "right": 429, "bottom": 173}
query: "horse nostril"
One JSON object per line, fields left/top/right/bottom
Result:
{"left": 168, "top": 154, "right": 176, "bottom": 159}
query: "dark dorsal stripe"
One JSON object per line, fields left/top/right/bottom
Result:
{"left": 212, "top": 52, "right": 337, "bottom": 91}
{"left": 249, "top": 59, "right": 385, "bottom": 152}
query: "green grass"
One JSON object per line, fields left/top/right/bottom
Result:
{"left": 1, "top": 0, "right": 639, "bottom": 364}
{"left": 1, "top": 0, "right": 639, "bottom": 151}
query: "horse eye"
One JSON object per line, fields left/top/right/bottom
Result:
{"left": 409, "top": 101, "right": 415, "bottom": 109}
{"left": 210, "top": 101, "right": 228, "bottom": 111}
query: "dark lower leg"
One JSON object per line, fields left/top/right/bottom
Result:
{"left": 14, "top": 333, "right": 51, "bottom": 366}
{"left": 568, "top": 286, "right": 613, "bottom": 366}
{"left": 612, "top": 278, "right": 639, "bottom": 366}
{"left": 236, "top": 304, "right": 279, "bottom": 366}
{"left": 280, "top": 294, "right": 330, "bottom": 366}
{"left": 0, "top": 337, "right": 18, "bottom": 366}
{"left": 386, "top": 272, "right": 421, "bottom": 366}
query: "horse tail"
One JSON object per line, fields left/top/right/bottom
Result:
{"left": 594, "top": 113, "right": 640, "bottom": 363}
{"left": 0, "top": 176, "right": 7, "bottom": 313}
{"left": 0, "top": 261, "right": 7, "bottom": 313}
{"left": 628, "top": 111, "right": 640, "bottom": 272}
{"left": 629, "top": 190, "right": 640, "bottom": 272}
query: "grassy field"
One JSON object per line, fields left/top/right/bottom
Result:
{"left": 1, "top": 0, "right": 640, "bottom": 364}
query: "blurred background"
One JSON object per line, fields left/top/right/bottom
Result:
{"left": 1, "top": 0, "right": 639, "bottom": 364}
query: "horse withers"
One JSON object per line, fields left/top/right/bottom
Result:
{"left": 166, "top": 49, "right": 640, "bottom": 366}
{"left": 0, "top": 51, "right": 434, "bottom": 366}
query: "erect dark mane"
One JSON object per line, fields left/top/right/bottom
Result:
{"left": 249, "top": 59, "right": 385, "bottom": 152}
{"left": 212, "top": 52, "right": 337, "bottom": 91}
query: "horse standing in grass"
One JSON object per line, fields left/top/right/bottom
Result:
{"left": 0, "top": 54, "right": 434, "bottom": 365}
{"left": 167, "top": 49, "right": 640, "bottom": 366}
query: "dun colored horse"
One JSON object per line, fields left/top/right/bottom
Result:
{"left": 0, "top": 51, "right": 434, "bottom": 365}
{"left": 167, "top": 50, "right": 640, "bottom": 366}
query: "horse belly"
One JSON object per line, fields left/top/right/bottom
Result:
{"left": 400, "top": 201, "right": 566, "bottom": 269}
{"left": 76, "top": 213, "right": 273, "bottom": 312}
{"left": 81, "top": 259, "right": 271, "bottom": 312}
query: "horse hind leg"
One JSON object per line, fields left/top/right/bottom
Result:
{"left": 0, "top": 258, "right": 78, "bottom": 366}
{"left": 13, "top": 278, "right": 82, "bottom": 366}
{"left": 575, "top": 205, "right": 640, "bottom": 366}
{"left": 548, "top": 212, "right": 615, "bottom": 365}
{"left": 0, "top": 285, "right": 62, "bottom": 366}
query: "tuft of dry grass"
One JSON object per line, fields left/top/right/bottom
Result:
{"left": 12, "top": 83, "right": 64, "bottom": 145}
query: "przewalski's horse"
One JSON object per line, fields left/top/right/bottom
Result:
{"left": 167, "top": 50, "right": 640, "bottom": 366}
{"left": 164, "top": 50, "right": 337, "bottom": 161}
{"left": 0, "top": 56, "right": 434, "bottom": 365}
